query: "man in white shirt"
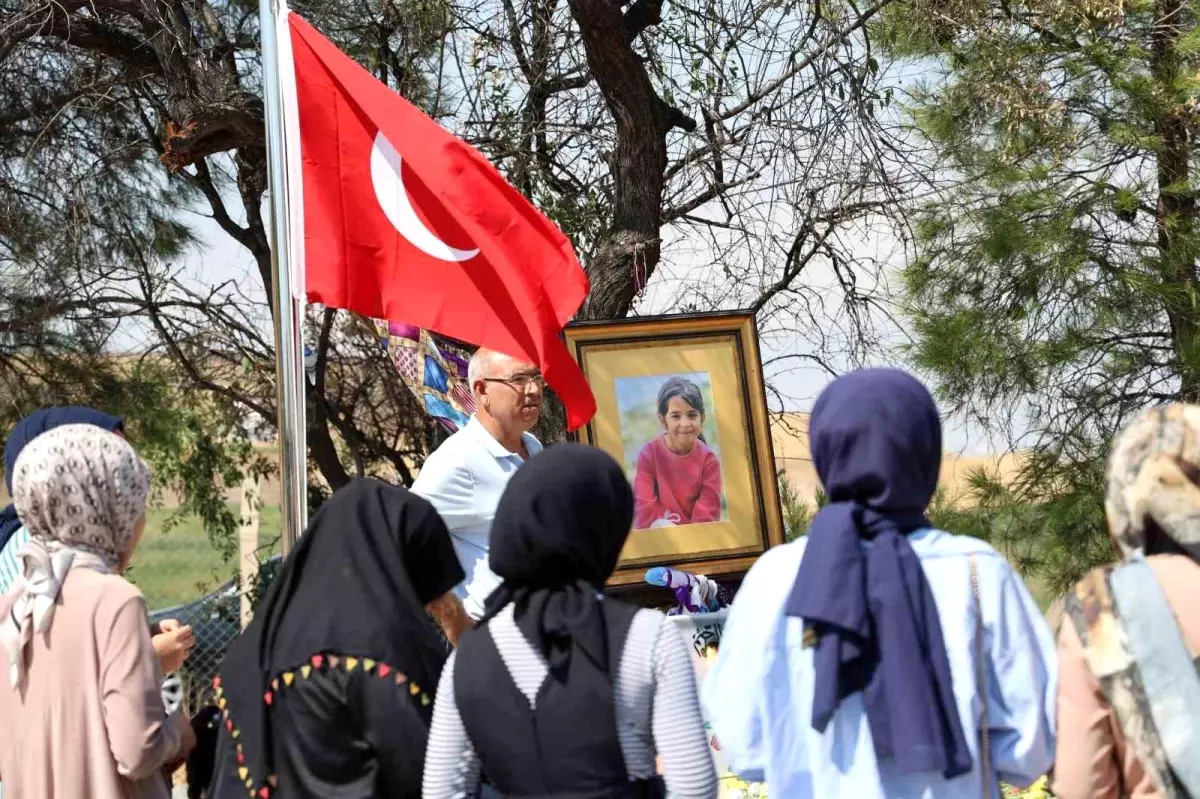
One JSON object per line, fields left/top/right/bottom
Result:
{"left": 412, "top": 347, "right": 545, "bottom": 620}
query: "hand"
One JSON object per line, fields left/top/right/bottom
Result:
{"left": 426, "top": 591, "right": 474, "bottom": 648}
{"left": 153, "top": 622, "right": 195, "bottom": 674}
{"left": 157, "top": 618, "right": 184, "bottom": 634}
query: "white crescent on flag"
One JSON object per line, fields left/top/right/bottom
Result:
{"left": 369, "top": 132, "right": 480, "bottom": 263}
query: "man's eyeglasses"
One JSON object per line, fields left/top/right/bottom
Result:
{"left": 483, "top": 373, "right": 547, "bottom": 391}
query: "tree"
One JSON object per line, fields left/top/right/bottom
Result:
{"left": 451, "top": 0, "right": 915, "bottom": 360}
{"left": 883, "top": 0, "right": 1194, "bottom": 590}
{"left": 0, "top": 0, "right": 453, "bottom": 504}
{"left": 0, "top": 344, "right": 272, "bottom": 554}
{"left": 778, "top": 471, "right": 813, "bottom": 541}
{"left": 0, "top": 0, "right": 914, "bottom": 502}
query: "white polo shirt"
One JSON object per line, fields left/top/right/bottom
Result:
{"left": 412, "top": 415, "right": 542, "bottom": 619}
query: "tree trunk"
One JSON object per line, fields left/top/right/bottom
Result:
{"left": 566, "top": 0, "right": 693, "bottom": 322}
{"left": 309, "top": 309, "right": 351, "bottom": 489}
{"left": 527, "top": 0, "right": 695, "bottom": 444}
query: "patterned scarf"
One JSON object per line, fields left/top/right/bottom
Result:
{"left": 1105, "top": 403, "right": 1200, "bottom": 558}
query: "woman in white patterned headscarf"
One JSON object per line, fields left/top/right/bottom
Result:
{"left": 0, "top": 424, "right": 192, "bottom": 799}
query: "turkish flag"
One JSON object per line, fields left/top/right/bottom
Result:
{"left": 286, "top": 13, "right": 596, "bottom": 429}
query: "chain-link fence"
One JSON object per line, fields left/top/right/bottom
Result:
{"left": 149, "top": 556, "right": 281, "bottom": 716}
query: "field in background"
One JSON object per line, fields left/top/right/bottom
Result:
{"left": 128, "top": 505, "right": 282, "bottom": 609}
{"left": 772, "top": 412, "right": 1025, "bottom": 507}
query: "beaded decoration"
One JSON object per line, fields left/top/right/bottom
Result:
{"left": 211, "top": 653, "right": 432, "bottom": 798}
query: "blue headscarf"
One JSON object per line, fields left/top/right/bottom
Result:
{"left": 0, "top": 407, "right": 125, "bottom": 550}
{"left": 785, "top": 369, "right": 972, "bottom": 778}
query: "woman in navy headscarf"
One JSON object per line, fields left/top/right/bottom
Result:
{"left": 702, "top": 369, "right": 1058, "bottom": 799}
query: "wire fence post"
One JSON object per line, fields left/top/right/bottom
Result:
{"left": 239, "top": 474, "right": 263, "bottom": 628}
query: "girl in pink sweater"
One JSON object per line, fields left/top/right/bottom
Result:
{"left": 633, "top": 377, "right": 723, "bottom": 528}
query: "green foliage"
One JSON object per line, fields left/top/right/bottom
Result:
{"left": 778, "top": 472, "right": 826, "bottom": 542}
{"left": 0, "top": 357, "right": 272, "bottom": 561}
{"left": 1, "top": 0, "right": 904, "bottom": 493}
{"left": 290, "top": 0, "right": 452, "bottom": 111}
{"left": 122, "top": 363, "right": 274, "bottom": 561}
{"left": 778, "top": 471, "right": 812, "bottom": 542}
{"left": 128, "top": 505, "right": 281, "bottom": 610}
{"left": 882, "top": 0, "right": 1199, "bottom": 589}
{"left": 0, "top": 0, "right": 453, "bottom": 497}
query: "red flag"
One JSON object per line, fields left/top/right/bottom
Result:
{"left": 286, "top": 13, "right": 596, "bottom": 429}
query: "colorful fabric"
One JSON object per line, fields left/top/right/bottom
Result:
{"left": 376, "top": 321, "right": 476, "bottom": 432}
{"left": 1064, "top": 564, "right": 1197, "bottom": 798}
{"left": 644, "top": 566, "right": 731, "bottom": 614}
{"left": 1105, "top": 402, "right": 1200, "bottom": 558}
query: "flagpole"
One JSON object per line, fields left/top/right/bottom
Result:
{"left": 260, "top": 0, "right": 308, "bottom": 554}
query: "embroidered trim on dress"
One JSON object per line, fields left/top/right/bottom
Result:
{"left": 212, "top": 652, "right": 433, "bottom": 798}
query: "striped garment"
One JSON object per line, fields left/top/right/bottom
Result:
{"left": 0, "top": 526, "right": 29, "bottom": 595}
{"left": 423, "top": 604, "right": 718, "bottom": 799}
{"left": 0, "top": 525, "right": 27, "bottom": 799}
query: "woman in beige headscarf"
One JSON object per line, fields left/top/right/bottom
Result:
{"left": 1055, "top": 403, "right": 1200, "bottom": 799}
{"left": 0, "top": 424, "right": 193, "bottom": 799}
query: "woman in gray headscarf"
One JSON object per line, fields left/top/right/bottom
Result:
{"left": 0, "top": 424, "right": 192, "bottom": 799}
{"left": 1056, "top": 403, "right": 1200, "bottom": 799}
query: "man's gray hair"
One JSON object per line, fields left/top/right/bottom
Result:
{"left": 467, "top": 348, "right": 496, "bottom": 390}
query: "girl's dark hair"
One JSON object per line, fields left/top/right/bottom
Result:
{"left": 656, "top": 377, "right": 705, "bottom": 417}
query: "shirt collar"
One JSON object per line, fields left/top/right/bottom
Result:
{"left": 466, "top": 415, "right": 539, "bottom": 460}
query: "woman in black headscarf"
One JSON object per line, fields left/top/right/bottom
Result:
{"left": 423, "top": 443, "right": 717, "bottom": 799}
{"left": 207, "top": 479, "right": 465, "bottom": 799}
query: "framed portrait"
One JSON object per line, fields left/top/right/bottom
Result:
{"left": 564, "top": 311, "right": 784, "bottom": 586}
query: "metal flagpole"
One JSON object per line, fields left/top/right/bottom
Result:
{"left": 259, "top": 0, "right": 308, "bottom": 554}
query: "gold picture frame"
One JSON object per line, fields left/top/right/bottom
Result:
{"left": 565, "top": 311, "right": 784, "bottom": 587}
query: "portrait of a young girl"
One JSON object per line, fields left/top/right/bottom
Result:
{"left": 632, "top": 376, "right": 724, "bottom": 529}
